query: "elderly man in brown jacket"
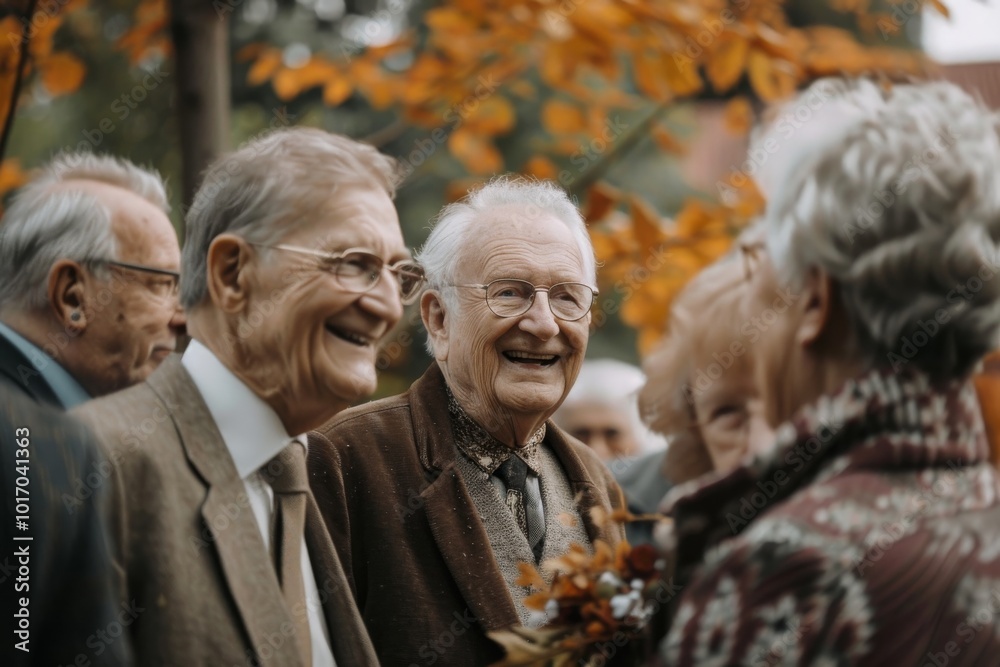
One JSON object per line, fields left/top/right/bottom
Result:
{"left": 309, "top": 177, "right": 625, "bottom": 666}
{"left": 73, "top": 128, "right": 425, "bottom": 667}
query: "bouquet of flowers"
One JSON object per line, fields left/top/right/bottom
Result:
{"left": 488, "top": 509, "right": 673, "bottom": 667}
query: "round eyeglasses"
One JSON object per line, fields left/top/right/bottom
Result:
{"left": 255, "top": 243, "right": 427, "bottom": 304}
{"left": 453, "top": 279, "right": 598, "bottom": 321}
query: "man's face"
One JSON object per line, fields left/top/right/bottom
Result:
{"left": 237, "top": 184, "right": 407, "bottom": 421}
{"left": 75, "top": 183, "right": 184, "bottom": 396}
{"left": 434, "top": 207, "right": 591, "bottom": 440}
{"left": 554, "top": 400, "right": 639, "bottom": 461}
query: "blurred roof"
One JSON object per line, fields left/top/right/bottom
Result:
{"left": 939, "top": 61, "right": 1000, "bottom": 109}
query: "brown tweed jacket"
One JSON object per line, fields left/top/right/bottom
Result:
{"left": 308, "top": 362, "right": 626, "bottom": 667}
{"left": 72, "top": 356, "right": 378, "bottom": 667}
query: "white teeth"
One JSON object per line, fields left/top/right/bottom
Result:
{"left": 329, "top": 327, "right": 371, "bottom": 346}
{"left": 506, "top": 351, "right": 557, "bottom": 361}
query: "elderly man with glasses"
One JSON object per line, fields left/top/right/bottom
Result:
{"left": 73, "top": 128, "right": 420, "bottom": 667}
{"left": 0, "top": 153, "right": 185, "bottom": 408}
{"left": 308, "top": 177, "right": 625, "bottom": 666}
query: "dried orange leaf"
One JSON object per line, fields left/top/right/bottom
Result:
{"left": 723, "top": 96, "right": 753, "bottom": 135}
{"left": 583, "top": 182, "right": 621, "bottom": 223}
{"left": 706, "top": 32, "right": 748, "bottom": 93}
{"left": 542, "top": 99, "right": 587, "bottom": 135}
{"left": 40, "top": 52, "right": 85, "bottom": 96}
{"left": 516, "top": 562, "right": 547, "bottom": 590}
{"left": 323, "top": 76, "right": 353, "bottom": 106}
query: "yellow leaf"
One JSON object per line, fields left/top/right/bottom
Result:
{"left": 448, "top": 128, "right": 503, "bottom": 175}
{"left": 651, "top": 126, "right": 686, "bottom": 155}
{"left": 723, "top": 96, "right": 753, "bottom": 135}
{"left": 930, "top": 0, "right": 950, "bottom": 18}
{"left": 633, "top": 51, "right": 671, "bottom": 102}
{"left": 0, "top": 159, "right": 28, "bottom": 199}
{"left": 523, "top": 155, "right": 558, "bottom": 180}
{"left": 747, "top": 49, "right": 795, "bottom": 102}
{"left": 247, "top": 50, "right": 282, "bottom": 86}
{"left": 706, "top": 32, "right": 748, "bottom": 93}
{"left": 582, "top": 182, "right": 621, "bottom": 223}
{"left": 464, "top": 95, "right": 516, "bottom": 135}
{"left": 323, "top": 76, "right": 353, "bottom": 106}
{"left": 628, "top": 195, "right": 664, "bottom": 256}
{"left": 40, "top": 52, "right": 85, "bottom": 96}
{"left": 515, "top": 562, "right": 547, "bottom": 590}
{"left": 541, "top": 99, "right": 586, "bottom": 135}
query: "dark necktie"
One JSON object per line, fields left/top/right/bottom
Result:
{"left": 496, "top": 456, "right": 545, "bottom": 561}
{"left": 261, "top": 442, "right": 312, "bottom": 667}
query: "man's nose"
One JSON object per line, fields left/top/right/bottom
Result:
{"left": 518, "top": 291, "right": 560, "bottom": 339}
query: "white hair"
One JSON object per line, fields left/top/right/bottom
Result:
{"left": 754, "top": 78, "right": 1000, "bottom": 379}
{"left": 557, "top": 358, "right": 666, "bottom": 455}
{"left": 0, "top": 152, "right": 169, "bottom": 311}
{"left": 415, "top": 176, "right": 596, "bottom": 355}
{"left": 181, "top": 127, "right": 403, "bottom": 309}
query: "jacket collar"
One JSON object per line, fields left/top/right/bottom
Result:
{"left": 147, "top": 358, "right": 309, "bottom": 667}
{"left": 408, "top": 362, "right": 621, "bottom": 631}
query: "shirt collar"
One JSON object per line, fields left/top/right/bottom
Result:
{"left": 182, "top": 339, "right": 305, "bottom": 480}
{"left": 445, "top": 387, "right": 545, "bottom": 475}
{"left": 0, "top": 321, "right": 91, "bottom": 409}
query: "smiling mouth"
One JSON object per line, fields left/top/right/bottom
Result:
{"left": 503, "top": 351, "right": 560, "bottom": 366}
{"left": 326, "top": 325, "right": 373, "bottom": 347}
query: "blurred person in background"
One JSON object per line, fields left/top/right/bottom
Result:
{"left": 0, "top": 384, "right": 131, "bottom": 667}
{"left": 0, "top": 153, "right": 185, "bottom": 408}
{"left": 640, "top": 257, "right": 774, "bottom": 489}
{"left": 663, "top": 78, "right": 1000, "bottom": 666}
{"left": 554, "top": 358, "right": 670, "bottom": 545}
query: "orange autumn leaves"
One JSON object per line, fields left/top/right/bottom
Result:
{"left": 585, "top": 180, "right": 764, "bottom": 354}
{"left": 240, "top": 0, "right": 941, "bottom": 178}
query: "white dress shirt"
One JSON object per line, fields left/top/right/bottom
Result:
{"left": 183, "top": 340, "right": 335, "bottom": 667}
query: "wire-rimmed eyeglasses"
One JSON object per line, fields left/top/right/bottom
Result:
{"left": 452, "top": 278, "right": 598, "bottom": 321}
{"left": 99, "top": 260, "right": 180, "bottom": 299}
{"left": 252, "top": 243, "right": 427, "bottom": 305}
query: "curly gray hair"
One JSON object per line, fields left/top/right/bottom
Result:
{"left": 754, "top": 78, "right": 1000, "bottom": 379}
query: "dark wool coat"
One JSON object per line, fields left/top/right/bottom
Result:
{"left": 308, "top": 362, "right": 626, "bottom": 667}
{"left": 661, "top": 366, "right": 1000, "bottom": 666}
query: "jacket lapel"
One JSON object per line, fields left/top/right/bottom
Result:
{"left": 148, "top": 358, "right": 304, "bottom": 667}
{"left": 411, "top": 364, "right": 520, "bottom": 632}
{"left": 304, "top": 496, "right": 378, "bottom": 665}
{"left": 546, "top": 423, "right": 623, "bottom": 545}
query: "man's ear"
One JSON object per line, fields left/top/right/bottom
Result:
{"left": 48, "top": 260, "right": 91, "bottom": 332}
{"left": 420, "top": 289, "right": 449, "bottom": 362}
{"left": 797, "top": 267, "right": 836, "bottom": 347}
{"left": 205, "top": 234, "right": 255, "bottom": 314}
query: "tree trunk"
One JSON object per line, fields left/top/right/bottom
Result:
{"left": 170, "top": 0, "right": 230, "bottom": 217}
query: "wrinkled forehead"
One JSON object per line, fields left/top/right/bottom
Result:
{"left": 456, "top": 206, "right": 585, "bottom": 279}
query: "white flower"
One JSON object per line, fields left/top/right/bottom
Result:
{"left": 610, "top": 591, "right": 641, "bottom": 619}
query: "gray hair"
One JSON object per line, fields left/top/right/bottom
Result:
{"left": 415, "top": 176, "right": 596, "bottom": 354}
{"left": 754, "top": 78, "right": 1000, "bottom": 379}
{"left": 0, "top": 152, "right": 169, "bottom": 311}
{"left": 180, "top": 127, "right": 403, "bottom": 309}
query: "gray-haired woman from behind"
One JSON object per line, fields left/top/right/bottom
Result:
{"left": 661, "top": 78, "right": 1000, "bottom": 666}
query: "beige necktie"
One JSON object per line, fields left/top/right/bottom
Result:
{"left": 261, "top": 441, "right": 312, "bottom": 667}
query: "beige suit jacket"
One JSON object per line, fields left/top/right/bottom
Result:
{"left": 73, "top": 356, "right": 378, "bottom": 667}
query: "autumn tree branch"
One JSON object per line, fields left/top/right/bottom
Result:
{"left": 0, "top": 0, "right": 39, "bottom": 166}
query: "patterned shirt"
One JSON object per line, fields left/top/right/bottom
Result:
{"left": 661, "top": 366, "right": 1000, "bottom": 666}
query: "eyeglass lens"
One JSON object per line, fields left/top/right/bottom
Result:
{"left": 485, "top": 279, "right": 592, "bottom": 320}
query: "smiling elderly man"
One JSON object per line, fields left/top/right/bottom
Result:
{"left": 308, "top": 177, "right": 625, "bottom": 666}
{"left": 0, "top": 153, "right": 185, "bottom": 408}
{"left": 73, "top": 128, "right": 423, "bottom": 667}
